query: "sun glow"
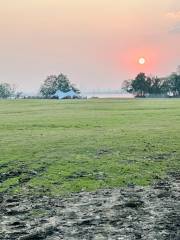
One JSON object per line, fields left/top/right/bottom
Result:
{"left": 138, "top": 57, "right": 146, "bottom": 65}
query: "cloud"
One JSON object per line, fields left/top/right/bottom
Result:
{"left": 166, "top": 11, "right": 180, "bottom": 19}
{"left": 166, "top": 11, "right": 180, "bottom": 34}
{"left": 169, "top": 23, "right": 180, "bottom": 34}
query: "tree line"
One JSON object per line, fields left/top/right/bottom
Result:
{"left": 0, "top": 69, "right": 179, "bottom": 98}
{"left": 0, "top": 74, "right": 80, "bottom": 99}
{"left": 123, "top": 71, "right": 180, "bottom": 97}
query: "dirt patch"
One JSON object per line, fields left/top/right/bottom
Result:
{"left": 0, "top": 164, "right": 48, "bottom": 192}
{"left": 0, "top": 172, "right": 179, "bottom": 240}
{"left": 96, "top": 148, "right": 113, "bottom": 157}
{"left": 65, "top": 170, "right": 107, "bottom": 181}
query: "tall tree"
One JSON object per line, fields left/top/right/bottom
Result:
{"left": 168, "top": 73, "right": 180, "bottom": 96}
{"left": 40, "top": 75, "right": 57, "bottom": 98}
{"left": 0, "top": 83, "right": 14, "bottom": 98}
{"left": 131, "top": 73, "right": 149, "bottom": 96}
{"left": 150, "top": 77, "right": 164, "bottom": 94}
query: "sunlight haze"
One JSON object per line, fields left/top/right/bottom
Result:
{"left": 0, "top": 0, "right": 180, "bottom": 92}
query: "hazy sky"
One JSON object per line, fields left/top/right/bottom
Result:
{"left": 0, "top": 0, "right": 180, "bottom": 92}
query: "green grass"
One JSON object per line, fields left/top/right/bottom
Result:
{"left": 0, "top": 99, "right": 179, "bottom": 196}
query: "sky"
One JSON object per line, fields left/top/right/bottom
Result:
{"left": 0, "top": 0, "right": 180, "bottom": 93}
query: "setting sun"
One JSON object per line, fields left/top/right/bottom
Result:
{"left": 138, "top": 57, "right": 146, "bottom": 65}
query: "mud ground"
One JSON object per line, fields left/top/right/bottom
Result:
{"left": 0, "top": 172, "right": 179, "bottom": 240}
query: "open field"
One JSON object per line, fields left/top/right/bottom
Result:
{"left": 0, "top": 99, "right": 180, "bottom": 196}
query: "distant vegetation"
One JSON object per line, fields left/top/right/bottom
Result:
{"left": 123, "top": 70, "right": 180, "bottom": 97}
{"left": 40, "top": 74, "right": 80, "bottom": 98}
{"left": 0, "top": 83, "right": 15, "bottom": 99}
{"left": 0, "top": 68, "right": 179, "bottom": 99}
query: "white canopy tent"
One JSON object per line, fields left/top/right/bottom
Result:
{"left": 53, "top": 90, "right": 79, "bottom": 99}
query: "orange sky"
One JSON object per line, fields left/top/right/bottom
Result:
{"left": 0, "top": 0, "right": 180, "bottom": 92}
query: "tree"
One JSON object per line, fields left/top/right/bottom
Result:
{"left": 149, "top": 76, "right": 164, "bottom": 94}
{"left": 123, "top": 73, "right": 171, "bottom": 96}
{"left": 131, "top": 73, "right": 149, "bottom": 96}
{"left": 122, "top": 79, "right": 133, "bottom": 93}
{"left": 0, "top": 83, "right": 14, "bottom": 98}
{"left": 40, "top": 74, "right": 80, "bottom": 98}
{"left": 40, "top": 75, "right": 57, "bottom": 98}
{"left": 127, "top": 73, "right": 149, "bottom": 97}
{"left": 168, "top": 73, "right": 180, "bottom": 96}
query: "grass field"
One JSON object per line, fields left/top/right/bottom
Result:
{"left": 0, "top": 99, "right": 179, "bottom": 196}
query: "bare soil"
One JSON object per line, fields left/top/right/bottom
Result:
{"left": 0, "top": 172, "right": 179, "bottom": 240}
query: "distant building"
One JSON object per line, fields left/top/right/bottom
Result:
{"left": 52, "top": 90, "right": 80, "bottom": 99}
